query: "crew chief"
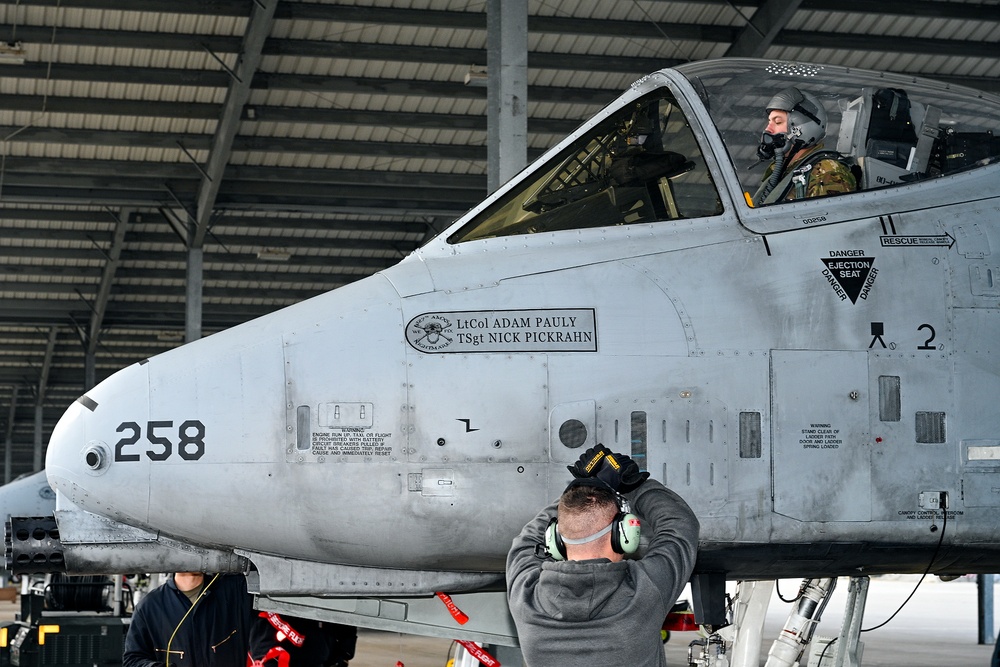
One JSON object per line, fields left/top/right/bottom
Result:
{"left": 506, "top": 445, "right": 699, "bottom": 667}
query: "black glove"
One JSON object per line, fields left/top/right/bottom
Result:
{"left": 567, "top": 444, "right": 613, "bottom": 480}
{"left": 567, "top": 444, "right": 650, "bottom": 493}
{"left": 611, "top": 451, "right": 650, "bottom": 493}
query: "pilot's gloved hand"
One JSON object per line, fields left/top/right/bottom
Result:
{"left": 567, "top": 444, "right": 613, "bottom": 480}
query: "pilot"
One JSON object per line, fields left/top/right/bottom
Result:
{"left": 753, "top": 87, "right": 856, "bottom": 205}
{"left": 123, "top": 572, "right": 274, "bottom": 667}
{"left": 506, "top": 444, "right": 699, "bottom": 667}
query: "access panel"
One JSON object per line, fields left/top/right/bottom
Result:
{"left": 771, "top": 350, "right": 871, "bottom": 521}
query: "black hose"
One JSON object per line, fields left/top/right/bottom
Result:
{"left": 754, "top": 147, "right": 787, "bottom": 206}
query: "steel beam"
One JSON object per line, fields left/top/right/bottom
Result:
{"left": 192, "top": 0, "right": 278, "bottom": 250}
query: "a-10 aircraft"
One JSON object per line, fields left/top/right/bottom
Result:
{"left": 9, "top": 58, "right": 1000, "bottom": 665}
{"left": 0, "top": 472, "right": 55, "bottom": 522}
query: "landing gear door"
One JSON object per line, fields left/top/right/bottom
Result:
{"left": 771, "top": 350, "right": 871, "bottom": 522}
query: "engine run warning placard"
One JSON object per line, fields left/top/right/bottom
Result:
{"left": 310, "top": 429, "right": 392, "bottom": 458}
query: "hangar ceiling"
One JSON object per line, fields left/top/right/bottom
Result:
{"left": 0, "top": 0, "right": 998, "bottom": 479}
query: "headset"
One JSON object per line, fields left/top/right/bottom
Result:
{"left": 543, "top": 485, "right": 641, "bottom": 561}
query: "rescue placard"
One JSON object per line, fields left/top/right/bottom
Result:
{"left": 406, "top": 309, "right": 597, "bottom": 353}
{"left": 880, "top": 234, "right": 954, "bottom": 247}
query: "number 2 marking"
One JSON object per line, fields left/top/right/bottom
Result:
{"left": 114, "top": 422, "right": 141, "bottom": 462}
{"left": 917, "top": 323, "right": 937, "bottom": 350}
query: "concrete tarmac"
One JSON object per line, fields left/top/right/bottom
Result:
{"left": 0, "top": 575, "right": 994, "bottom": 666}
{"left": 351, "top": 576, "right": 996, "bottom": 666}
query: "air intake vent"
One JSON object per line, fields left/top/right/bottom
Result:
{"left": 739, "top": 412, "right": 762, "bottom": 458}
{"left": 915, "top": 411, "right": 946, "bottom": 444}
{"left": 878, "top": 376, "right": 901, "bottom": 422}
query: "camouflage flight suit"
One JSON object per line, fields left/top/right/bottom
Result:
{"left": 760, "top": 143, "right": 857, "bottom": 202}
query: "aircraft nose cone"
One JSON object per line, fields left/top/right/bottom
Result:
{"left": 45, "top": 399, "right": 90, "bottom": 496}
{"left": 45, "top": 362, "right": 149, "bottom": 509}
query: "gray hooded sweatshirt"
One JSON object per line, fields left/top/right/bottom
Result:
{"left": 506, "top": 479, "right": 699, "bottom": 667}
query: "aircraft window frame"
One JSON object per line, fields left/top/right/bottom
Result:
{"left": 678, "top": 60, "right": 1000, "bottom": 207}
{"left": 448, "top": 88, "right": 724, "bottom": 244}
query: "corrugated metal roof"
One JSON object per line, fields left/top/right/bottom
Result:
{"left": 0, "top": 0, "right": 998, "bottom": 477}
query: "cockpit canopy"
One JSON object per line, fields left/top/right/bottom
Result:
{"left": 449, "top": 88, "right": 723, "bottom": 243}
{"left": 448, "top": 59, "right": 1000, "bottom": 244}
{"left": 681, "top": 59, "right": 1000, "bottom": 199}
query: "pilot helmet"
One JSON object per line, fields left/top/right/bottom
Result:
{"left": 765, "top": 87, "right": 827, "bottom": 149}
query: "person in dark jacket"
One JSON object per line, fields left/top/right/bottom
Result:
{"left": 123, "top": 572, "right": 271, "bottom": 667}
{"left": 506, "top": 445, "right": 699, "bottom": 667}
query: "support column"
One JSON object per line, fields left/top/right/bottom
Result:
{"left": 186, "top": 245, "right": 204, "bottom": 344}
{"left": 33, "top": 401, "right": 43, "bottom": 472}
{"left": 34, "top": 327, "right": 57, "bottom": 472}
{"left": 85, "top": 351, "right": 96, "bottom": 392}
{"left": 4, "top": 386, "right": 18, "bottom": 484}
{"left": 486, "top": 0, "right": 528, "bottom": 193}
{"left": 979, "top": 574, "right": 995, "bottom": 645}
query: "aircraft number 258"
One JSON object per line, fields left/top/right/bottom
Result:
{"left": 114, "top": 420, "right": 206, "bottom": 462}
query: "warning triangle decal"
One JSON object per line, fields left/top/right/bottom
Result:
{"left": 821, "top": 257, "right": 874, "bottom": 304}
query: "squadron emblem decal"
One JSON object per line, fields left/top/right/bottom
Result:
{"left": 406, "top": 309, "right": 597, "bottom": 354}
{"left": 408, "top": 314, "right": 455, "bottom": 351}
{"left": 821, "top": 250, "right": 878, "bottom": 304}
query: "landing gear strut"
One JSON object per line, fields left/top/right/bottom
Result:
{"left": 689, "top": 576, "right": 871, "bottom": 667}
